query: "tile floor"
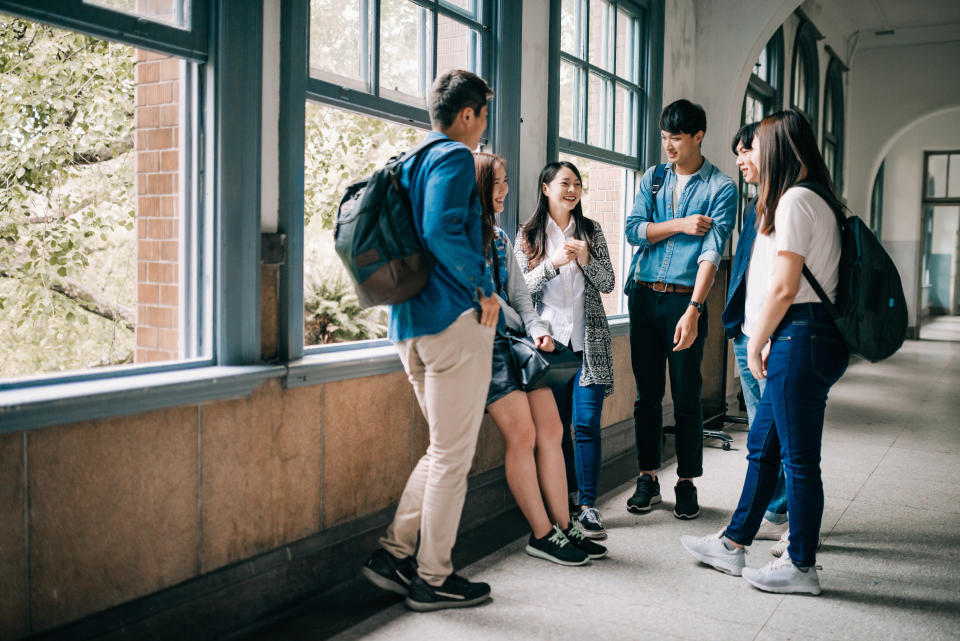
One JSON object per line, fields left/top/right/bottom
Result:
{"left": 245, "top": 320, "right": 960, "bottom": 641}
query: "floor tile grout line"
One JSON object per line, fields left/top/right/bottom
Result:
{"left": 750, "top": 594, "right": 786, "bottom": 641}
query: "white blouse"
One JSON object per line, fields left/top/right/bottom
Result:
{"left": 541, "top": 216, "right": 586, "bottom": 351}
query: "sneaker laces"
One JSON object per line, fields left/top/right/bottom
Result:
{"left": 548, "top": 525, "right": 571, "bottom": 548}
{"left": 581, "top": 507, "right": 603, "bottom": 528}
{"left": 565, "top": 521, "right": 586, "bottom": 542}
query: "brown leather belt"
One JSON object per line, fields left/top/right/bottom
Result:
{"left": 637, "top": 281, "right": 694, "bottom": 294}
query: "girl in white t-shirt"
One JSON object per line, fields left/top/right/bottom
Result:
{"left": 681, "top": 110, "right": 849, "bottom": 595}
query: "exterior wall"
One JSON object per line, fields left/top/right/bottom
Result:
{"left": 134, "top": 50, "right": 181, "bottom": 363}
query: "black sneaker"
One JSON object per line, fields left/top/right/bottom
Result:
{"left": 524, "top": 524, "right": 589, "bottom": 566}
{"left": 564, "top": 521, "right": 608, "bottom": 559}
{"left": 627, "top": 474, "right": 661, "bottom": 513}
{"left": 674, "top": 480, "right": 700, "bottom": 519}
{"left": 361, "top": 548, "right": 417, "bottom": 596}
{"left": 404, "top": 573, "right": 491, "bottom": 612}
{"left": 576, "top": 506, "right": 608, "bottom": 540}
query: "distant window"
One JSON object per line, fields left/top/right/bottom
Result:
{"left": 870, "top": 161, "right": 884, "bottom": 238}
{"left": 790, "top": 21, "right": 819, "bottom": 130}
{"left": 822, "top": 58, "right": 845, "bottom": 192}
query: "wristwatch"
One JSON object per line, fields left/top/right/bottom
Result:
{"left": 688, "top": 300, "right": 704, "bottom": 314}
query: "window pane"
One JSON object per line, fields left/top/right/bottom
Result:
{"left": 949, "top": 154, "right": 960, "bottom": 198}
{"left": 559, "top": 153, "right": 629, "bottom": 315}
{"left": 614, "top": 83, "right": 636, "bottom": 156}
{"left": 793, "top": 56, "right": 806, "bottom": 111}
{"left": 927, "top": 154, "right": 948, "bottom": 198}
{"left": 303, "top": 101, "right": 425, "bottom": 346}
{"left": 559, "top": 60, "right": 579, "bottom": 141}
{"left": 755, "top": 46, "right": 768, "bottom": 82}
{"left": 588, "top": 0, "right": 613, "bottom": 71}
{"left": 380, "top": 0, "right": 433, "bottom": 107}
{"left": 436, "top": 15, "right": 480, "bottom": 79}
{"left": 84, "top": 0, "right": 190, "bottom": 29}
{"left": 615, "top": 9, "right": 638, "bottom": 83}
{"left": 824, "top": 143, "right": 836, "bottom": 183}
{"left": 1, "top": 17, "right": 204, "bottom": 380}
{"left": 440, "top": 0, "right": 479, "bottom": 20}
{"left": 587, "top": 72, "right": 609, "bottom": 149}
{"left": 560, "top": 0, "right": 582, "bottom": 57}
{"left": 823, "top": 83, "right": 833, "bottom": 133}
{"left": 309, "top": 0, "right": 366, "bottom": 89}
{"left": 744, "top": 93, "right": 764, "bottom": 124}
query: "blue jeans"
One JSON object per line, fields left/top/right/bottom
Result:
{"left": 733, "top": 333, "right": 787, "bottom": 524}
{"left": 554, "top": 367, "right": 606, "bottom": 507}
{"left": 724, "top": 304, "right": 849, "bottom": 567}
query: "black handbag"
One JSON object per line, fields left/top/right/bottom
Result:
{"left": 502, "top": 330, "right": 581, "bottom": 391}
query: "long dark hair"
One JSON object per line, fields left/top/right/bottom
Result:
{"left": 473, "top": 151, "right": 503, "bottom": 254}
{"left": 756, "top": 110, "right": 841, "bottom": 235}
{"left": 520, "top": 161, "right": 595, "bottom": 266}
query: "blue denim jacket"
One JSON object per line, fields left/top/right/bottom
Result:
{"left": 721, "top": 200, "right": 758, "bottom": 339}
{"left": 388, "top": 132, "right": 494, "bottom": 342}
{"left": 625, "top": 158, "right": 737, "bottom": 289}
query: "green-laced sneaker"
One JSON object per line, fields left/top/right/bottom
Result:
{"left": 564, "top": 521, "right": 608, "bottom": 559}
{"left": 525, "top": 524, "right": 589, "bottom": 566}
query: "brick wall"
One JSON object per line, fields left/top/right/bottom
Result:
{"left": 134, "top": 50, "right": 180, "bottom": 363}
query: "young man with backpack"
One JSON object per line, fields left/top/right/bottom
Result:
{"left": 361, "top": 69, "right": 500, "bottom": 612}
{"left": 624, "top": 99, "right": 737, "bottom": 519}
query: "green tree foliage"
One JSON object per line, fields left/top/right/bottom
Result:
{"left": 0, "top": 18, "right": 135, "bottom": 377}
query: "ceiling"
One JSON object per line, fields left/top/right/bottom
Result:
{"left": 826, "top": 0, "right": 960, "bottom": 49}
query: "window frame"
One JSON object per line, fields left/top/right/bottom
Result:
{"left": 0, "top": 0, "right": 273, "bottom": 430}
{"left": 869, "top": 160, "right": 884, "bottom": 238}
{"left": 279, "top": 0, "right": 522, "bottom": 381}
{"left": 822, "top": 57, "right": 845, "bottom": 193}
{"left": 917, "top": 150, "right": 960, "bottom": 323}
{"left": 547, "top": 0, "right": 663, "bottom": 323}
{"left": 790, "top": 20, "right": 819, "bottom": 131}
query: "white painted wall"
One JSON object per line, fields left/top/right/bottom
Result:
{"left": 518, "top": 0, "right": 551, "bottom": 224}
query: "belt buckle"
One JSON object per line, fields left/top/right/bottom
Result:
{"left": 652, "top": 281, "right": 668, "bottom": 293}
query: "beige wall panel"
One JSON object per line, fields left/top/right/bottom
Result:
{"left": 200, "top": 380, "right": 322, "bottom": 572}
{"left": 28, "top": 407, "right": 198, "bottom": 631}
{"left": 470, "top": 415, "right": 505, "bottom": 475}
{"left": 322, "top": 371, "right": 415, "bottom": 526}
{"left": 601, "top": 334, "right": 634, "bottom": 427}
{"left": 0, "top": 433, "right": 27, "bottom": 639}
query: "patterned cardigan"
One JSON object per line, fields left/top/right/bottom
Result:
{"left": 514, "top": 220, "right": 616, "bottom": 397}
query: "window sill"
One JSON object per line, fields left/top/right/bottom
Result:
{"left": 286, "top": 344, "right": 403, "bottom": 388}
{"left": 0, "top": 365, "right": 286, "bottom": 433}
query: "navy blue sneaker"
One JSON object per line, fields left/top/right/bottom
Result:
{"left": 405, "top": 574, "right": 492, "bottom": 612}
{"left": 361, "top": 548, "right": 416, "bottom": 595}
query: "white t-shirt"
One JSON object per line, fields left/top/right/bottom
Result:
{"left": 541, "top": 216, "right": 586, "bottom": 351}
{"left": 742, "top": 186, "right": 841, "bottom": 338}
{"left": 673, "top": 172, "right": 694, "bottom": 212}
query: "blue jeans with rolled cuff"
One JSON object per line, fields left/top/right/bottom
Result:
{"left": 554, "top": 367, "right": 606, "bottom": 507}
{"left": 733, "top": 332, "right": 787, "bottom": 523}
{"left": 724, "top": 304, "right": 849, "bottom": 567}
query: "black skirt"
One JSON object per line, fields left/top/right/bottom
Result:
{"left": 486, "top": 331, "right": 522, "bottom": 406}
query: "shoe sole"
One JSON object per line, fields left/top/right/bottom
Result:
{"left": 579, "top": 528, "right": 608, "bottom": 540}
{"left": 673, "top": 507, "right": 700, "bottom": 519}
{"left": 404, "top": 593, "right": 492, "bottom": 612}
{"left": 680, "top": 539, "right": 744, "bottom": 576}
{"left": 626, "top": 495, "right": 661, "bottom": 513}
{"left": 584, "top": 550, "right": 608, "bottom": 560}
{"left": 361, "top": 566, "right": 409, "bottom": 596}
{"left": 524, "top": 545, "right": 589, "bottom": 566}
{"left": 742, "top": 574, "right": 821, "bottom": 595}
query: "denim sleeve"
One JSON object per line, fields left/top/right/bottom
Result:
{"left": 421, "top": 149, "right": 494, "bottom": 298}
{"left": 625, "top": 166, "right": 655, "bottom": 249}
{"left": 698, "top": 179, "right": 737, "bottom": 267}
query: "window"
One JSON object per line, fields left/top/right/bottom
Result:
{"left": 553, "top": 0, "right": 653, "bottom": 315}
{"left": 292, "top": 0, "right": 494, "bottom": 350}
{"left": 0, "top": 6, "right": 211, "bottom": 383}
{"left": 822, "top": 58, "right": 845, "bottom": 193}
{"left": 920, "top": 152, "right": 960, "bottom": 316}
{"left": 870, "top": 161, "right": 884, "bottom": 238}
{"left": 790, "top": 21, "right": 819, "bottom": 130}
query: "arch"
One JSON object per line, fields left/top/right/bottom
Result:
{"left": 790, "top": 20, "right": 819, "bottom": 130}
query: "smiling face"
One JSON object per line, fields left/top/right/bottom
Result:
{"left": 736, "top": 140, "right": 760, "bottom": 184}
{"left": 491, "top": 161, "right": 508, "bottom": 213}
{"left": 541, "top": 166, "right": 582, "bottom": 214}
{"left": 661, "top": 130, "right": 703, "bottom": 169}
{"left": 747, "top": 134, "right": 762, "bottom": 180}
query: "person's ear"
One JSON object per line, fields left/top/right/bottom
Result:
{"left": 695, "top": 131, "right": 704, "bottom": 145}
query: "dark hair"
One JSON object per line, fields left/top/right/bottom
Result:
{"left": 429, "top": 69, "right": 494, "bottom": 129}
{"left": 755, "top": 110, "right": 841, "bottom": 235}
{"left": 520, "top": 161, "right": 595, "bottom": 267}
{"left": 473, "top": 151, "right": 504, "bottom": 254}
{"left": 731, "top": 121, "right": 759, "bottom": 155}
{"left": 660, "top": 99, "right": 707, "bottom": 136}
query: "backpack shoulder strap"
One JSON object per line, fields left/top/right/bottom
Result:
{"left": 651, "top": 163, "right": 668, "bottom": 196}
{"left": 795, "top": 180, "right": 845, "bottom": 230}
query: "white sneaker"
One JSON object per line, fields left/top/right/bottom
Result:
{"left": 755, "top": 518, "right": 789, "bottom": 540}
{"left": 742, "top": 551, "right": 822, "bottom": 595}
{"left": 680, "top": 530, "right": 746, "bottom": 576}
{"left": 770, "top": 530, "right": 790, "bottom": 557}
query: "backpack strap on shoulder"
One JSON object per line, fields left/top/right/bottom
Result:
{"left": 651, "top": 163, "right": 668, "bottom": 196}
{"left": 795, "top": 180, "right": 845, "bottom": 230}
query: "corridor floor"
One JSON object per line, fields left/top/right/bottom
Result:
{"left": 250, "top": 324, "right": 960, "bottom": 641}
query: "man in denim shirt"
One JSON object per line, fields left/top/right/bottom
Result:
{"left": 625, "top": 100, "right": 737, "bottom": 519}
{"left": 362, "top": 70, "right": 500, "bottom": 612}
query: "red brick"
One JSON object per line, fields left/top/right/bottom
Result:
{"left": 136, "top": 348, "right": 149, "bottom": 363}
{"left": 140, "top": 196, "right": 160, "bottom": 217}
{"left": 160, "top": 58, "right": 179, "bottom": 81}
{"left": 138, "top": 283, "right": 159, "bottom": 305}
{"left": 159, "top": 285, "right": 178, "bottom": 306}
{"left": 146, "top": 349, "right": 173, "bottom": 363}
{"left": 139, "top": 240, "right": 160, "bottom": 261}
{"left": 137, "top": 325, "right": 158, "bottom": 348}
{"left": 136, "top": 151, "right": 159, "bottom": 173}
{"left": 147, "top": 128, "right": 173, "bottom": 150}
{"left": 136, "top": 49, "right": 148, "bottom": 62}
{"left": 160, "top": 196, "right": 177, "bottom": 218}
{"left": 136, "top": 106, "right": 160, "bottom": 129}
{"left": 137, "top": 219, "right": 148, "bottom": 239}
{"left": 160, "top": 105, "right": 179, "bottom": 127}
{"left": 161, "top": 150, "right": 178, "bottom": 171}
{"left": 136, "top": 61, "right": 160, "bottom": 84}
{"left": 158, "top": 328, "right": 179, "bottom": 351}
{"left": 138, "top": 263, "right": 148, "bottom": 281}
{"left": 148, "top": 307, "right": 175, "bottom": 328}
{"left": 135, "top": 85, "right": 147, "bottom": 107}
{"left": 160, "top": 241, "right": 179, "bottom": 261}
{"left": 145, "top": 50, "right": 167, "bottom": 61}
{"left": 137, "top": 174, "right": 148, "bottom": 194}
{"left": 147, "top": 218, "right": 173, "bottom": 239}
{"left": 147, "top": 173, "right": 174, "bottom": 194}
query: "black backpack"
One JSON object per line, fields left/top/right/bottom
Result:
{"left": 796, "top": 181, "right": 908, "bottom": 362}
{"left": 333, "top": 138, "right": 444, "bottom": 308}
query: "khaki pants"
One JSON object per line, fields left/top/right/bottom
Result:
{"left": 381, "top": 310, "right": 494, "bottom": 585}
